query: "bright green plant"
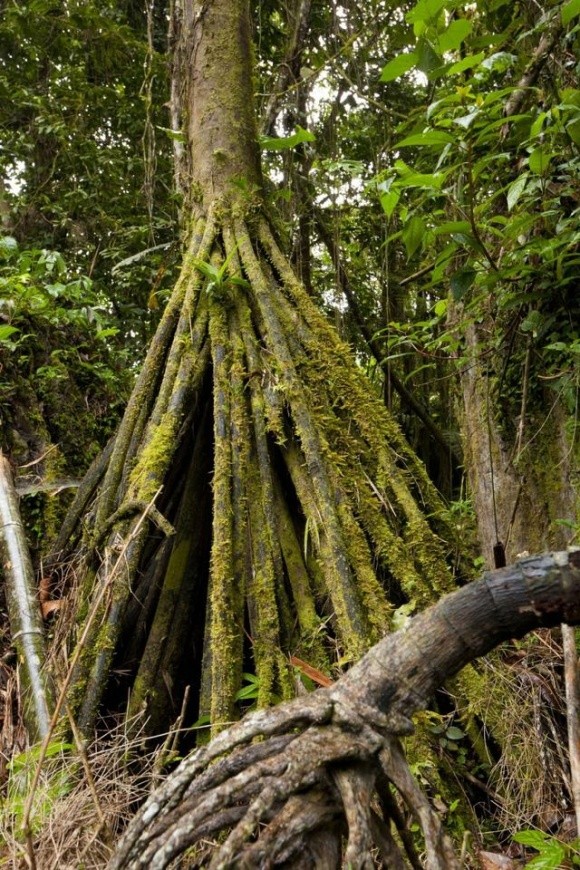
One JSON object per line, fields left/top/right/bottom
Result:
{"left": 0, "top": 741, "right": 74, "bottom": 844}
{"left": 514, "top": 829, "right": 580, "bottom": 869}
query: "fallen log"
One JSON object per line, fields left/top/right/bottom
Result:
{"left": 111, "top": 550, "right": 580, "bottom": 869}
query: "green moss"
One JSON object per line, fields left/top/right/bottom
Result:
{"left": 128, "top": 413, "right": 177, "bottom": 504}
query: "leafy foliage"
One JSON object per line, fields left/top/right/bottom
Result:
{"left": 374, "top": 0, "right": 580, "bottom": 430}
{"left": 0, "top": 0, "right": 177, "bottom": 355}
{"left": 0, "top": 235, "right": 130, "bottom": 471}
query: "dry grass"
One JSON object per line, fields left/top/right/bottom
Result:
{"left": 481, "top": 631, "right": 571, "bottom": 835}
{"left": 0, "top": 719, "right": 161, "bottom": 869}
{"left": 0, "top": 555, "right": 162, "bottom": 870}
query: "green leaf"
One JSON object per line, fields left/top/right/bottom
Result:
{"left": 526, "top": 843, "right": 567, "bottom": 870}
{"left": 445, "top": 726, "right": 465, "bottom": 741}
{"left": 229, "top": 275, "right": 250, "bottom": 289}
{"left": 194, "top": 260, "right": 221, "bottom": 282}
{"left": 392, "top": 599, "right": 417, "bottom": 629}
{"left": 0, "top": 324, "right": 19, "bottom": 342}
{"left": 402, "top": 216, "right": 426, "bottom": 259}
{"left": 380, "top": 189, "right": 400, "bottom": 218}
{"left": 528, "top": 147, "right": 552, "bottom": 175}
{"left": 416, "top": 37, "right": 443, "bottom": 76}
{"left": 521, "top": 310, "right": 542, "bottom": 334}
{"left": 396, "top": 171, "right": 445, "bottom": 190}
{"left": 453, "top": 110, "right": 479, "bottom": 129}
{"left": 567, "top": 118, "right": 580, "bottom": 145}
{"left": 506, "top": 173, "right": 529, "bottom": 210}
{"left": 446, "top": 52, "right": 485, "bottom": 75}
{"left": 260, "top": 125, "right": 315, "bottom": 151}
{"left": 562, "top": 0, "right": 580, "bottom": 26}
{"left": 0, "top": 235, "right": 18, "bottom": 254}
{"left": 450, "top": 267, "right": 477, "bottom": 300}
{"left": 380, "top": 52, "right": 418, "bottom": 82}
{"left": 156, "top": 126, "right": 185, "bottom": 142}
{"left": 396, "top": 130, "right": 454, "bottom": 147}
{"left": 406, "top": 0, "right": 447, "bottom": 26}
{"left": 434, "top": 298, "right": 448, "bottom": 316}
{"left": 438, "top": 19, "right": 472, "bottom": 53}
{"left": 433, "top": 221, "right": 472, "bottom": 235}
{"left": 513, "top": 830, "right": 550, "bottom": 849}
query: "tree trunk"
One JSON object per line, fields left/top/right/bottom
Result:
{"left": 177, "top": 0, "right": 262, "bottom": 211}
{"left": 54, "top": 0, "right": 463, "bottom": 744}
{"left": 460, "top": 324, "right": 577, "bottom": 565}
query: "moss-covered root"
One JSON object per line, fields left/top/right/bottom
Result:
{"left": 93, "top": 213, "right": 215, "bottom": 538}
{"left": 127, "top": 409, "right": 212, "bottom": 729}
{"left": 200, "top": 301, "right": 242, "bottom": 734}
{"left": 68, "top": 294, "right": 213, "bottom": 736}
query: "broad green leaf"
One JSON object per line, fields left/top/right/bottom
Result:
{"left": 474, "top": 113, "right": 532, "bottom": 144}
{"left": 402, "top": 216, "right": 426, "bottom": 259}
{"left": 562, "top": 0, "right": 580, "bottom": 26}
{"left": 506, "top": 173, "right": 529, "bottom": 210}
{"left": 559, "top": 88, "right": 580, "bottom": 107}
{"left": 480, "top": 51, "right": 516, "bottom": 73}
{"left": 260, "top": 125, "right": 315, "bottom": 151}
{"left": 427, "top": 93, "right": 462, "bottom": 118}
{"left": 434, "top": 298, "right": 447, "bottom": 316}
{"left": 406, "top": 0, "right": 446, "bottom": 26}
{"left": 453, "top": 110, "right": 479, "bottom": 128}
{"left": 396, "top": 130, "right": 454, "bottom": 147}
{"left": 0, "top": 324, "right": 19, "bottom": 342}
{"left": 380, "top": 189, "right": 400, "bottom": 218}
{"left": 416, "top": 37, "right": 443, "bottom": 76}
{"left": 380, "top": 52, "right": 418, "bottom": 82}
{"left": 526, "top": 843, "right": 567, "bottom": 870}
{"left": 528, "top": 147, "right": 551, "bottom": 175}
{"left": 394, "top": 159, "right": 412, "bottom": 176}
{"left": 446, "top": 52, "right": 485, "bottom": 75}
{"left": 438, "top": 19, "right": 472, "bottom": 53}
{"left": 450, "top": 267, "right": 477, "bottom": 299}
{"left": 396, "top": 171, "right": 445, "bottom": 190}
{"left": 445, "top": 726, "right": 465, "bottom": 740}
{"left": 96, "top": 327, "right": 120, "bottom": 339}
{"left": 530, "top": 111, "right": 548, "bottom": 138}
{"left": 567, "top": 118, "right": 580, "bottom": 145}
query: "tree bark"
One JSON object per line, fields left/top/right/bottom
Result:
{"left": 179, "top": 0, "right": 262, "bottom": 210}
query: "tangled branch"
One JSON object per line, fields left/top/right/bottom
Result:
{"left": 111, "top": 551, "right": 580, "bottom": 869}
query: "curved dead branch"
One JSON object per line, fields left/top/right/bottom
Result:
{"left": 110, "top": 550, "right": 580, "bottom": 869}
